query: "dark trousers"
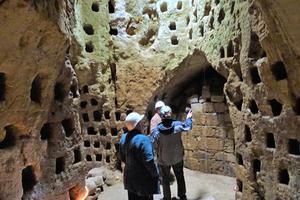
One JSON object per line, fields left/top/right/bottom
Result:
{"left": 158, "top": 161, "right": 186, "bottom": 200}
{"left": 128, "top": 191, "right": 153, "bottom": 200}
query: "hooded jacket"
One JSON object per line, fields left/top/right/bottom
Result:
{"left": 119, "top": 129, "right": 160, "bottom": 196}
{"left": 151, "top": 117, "right": 193, "bottom": 166}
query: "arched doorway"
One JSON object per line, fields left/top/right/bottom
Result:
{"left": 147, "top": 51, "right": 235, "bottom": 177}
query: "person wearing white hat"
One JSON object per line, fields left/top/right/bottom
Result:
{"left": 151, "top": 106, "right": 192, "bottom": 200}
{"left": 150, "top": 101, "right": 165, "bottom": 133}
{"left": 119, "top": 112, "right": 160, "bottom": 200}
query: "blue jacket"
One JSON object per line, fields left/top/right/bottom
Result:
{"left": 119, "top": 130, "right": 160, "bottom": 196}
{"left": 151, "top": 118, "right": 192, "bottom": 166}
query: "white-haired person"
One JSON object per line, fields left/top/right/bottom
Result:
{"left": 119, "top": 112, "right": 160, "bottom": 200}
{"left": 150, "top": 101, "right": 165, "bottom": 133}
{"left": 151, "top": 106, "right": 192, "bottom": 200}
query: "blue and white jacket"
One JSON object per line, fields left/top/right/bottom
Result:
{"left": 150, "top": 117, "right": 193, "bottom": 166}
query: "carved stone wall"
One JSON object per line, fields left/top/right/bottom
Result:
{"left": 0, "top": 0, "right": 300, "bottom": 199}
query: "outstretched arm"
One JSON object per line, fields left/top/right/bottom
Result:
{"left": 174, "top": 110, "right": 193, "bottom": 133}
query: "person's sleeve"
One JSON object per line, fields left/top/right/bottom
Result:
{"left": 150, "top": 117, "right": 155, "bottom": 132}
{"left": 150, "top": 127, "right": 158, "bottom": 143}
{"left": 174, "top": 118, "right": 193, "bottom": 133}
{"left": 140, "top": 137, "right": 159, "bottom": 179}
{"left": 150, "top": 128, "right": 159, "bottom": 152}
{"left": 119, "top": 136, "right": 126, "bottom": 163}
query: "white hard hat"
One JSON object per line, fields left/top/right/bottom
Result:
{"left": 125, "top": 112, "right": 145, "bottom": 128}
{"left": 155, "top": 101, "right": 165, "bottom": 109}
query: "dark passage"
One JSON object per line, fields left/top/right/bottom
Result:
{"left": 0, "top": 72, "right": 6, "bottom": 101}
{"left": 249, "top": 100, "right": 259, "bottom": 114}
{"left": 250, "top": 67, "right": 261, "bottom": 84}
{"left": 73, "top": 148, "right": 82, "bottom": 164}
{"left": 252, "top": 159, "right": 261, "bottom": 179}
{"left": 0, "top": 125, "right": 17, "bottom": 149}
{"left": 40, "top": 123, "right": 51, "bottom": 140}
{"left": 108, "top": 0, "right": 115, "bottom": 13}
{"left": 54, "top": 82, "right": 66, "bottom": 102}
{"left": 288, "top": 139, "right": 300, "bottom": 155}
{"left": 266, "top": 132, "right": 275, "bottom": 148}
{"left": 55, "top": 157, "right": 65, "bottom": 174}
{"left": 100, "top": 128, "right": 107, "bottom": 136}
{"left": 236, "top": 153, "right": 243, "bottom": 165}
{"left": 30, "top": 75, "right": 43, "bottom": 103}
{"left": 22, "top": 166, "right": 37, "bottom": 194}
{"left": 278, "top": 169, "right": 289, "bottom": 185}
{"left": 271, "top": 61, "right": 288, "bottom": 81}
{"left": 61, "top": 119, "right": 75, "bottom": 137}
{"left": 269, "top": 99, "right": 282, "bottom": 116}
{"left": 93, "top": 111, "right": 102, "bottom": 121}
{"left": 244, "top": 125, "right": 252, "bottom": 142}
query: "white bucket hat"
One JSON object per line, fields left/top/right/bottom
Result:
{"left": 160, "top": 105, "right": 172, "bottom": 115}
{"left": 125, "top": 112, "right": 145, "bottom": 128}
{"left": 160, "top": 105, "right": 172, "bottom": 119}
{"left": 155, "top": 101, "right": 165, "bottom": 109}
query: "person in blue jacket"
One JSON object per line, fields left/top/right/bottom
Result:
{"left": 119, "top": 112, "right": 160, "bottom": 200}
{"left": 151, "top": 106, "right": 193, "bottom": 200}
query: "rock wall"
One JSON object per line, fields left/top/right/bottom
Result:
{"left": 0, "top": 0, "right": 300, "bottom": 199}
{"left": 231, "top": 1, "right": 300, "bottom": 199}
{"left": 0, "top": 0, "right": 88, "bottom": 199}
{"left": 73, "top": 0, "right": 117, "bottom": 169}
{"left": 108, "top": 0, "right": 300, "bottom": 199}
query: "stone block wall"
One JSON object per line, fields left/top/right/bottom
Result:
{"left": 183, "top": 86, "right": 235, "bottom": 177}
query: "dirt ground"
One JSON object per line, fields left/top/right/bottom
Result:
{"left": 97, "top": 168, "right": 236, "bottom": 200}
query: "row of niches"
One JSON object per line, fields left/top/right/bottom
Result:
{"left": 226, "top": 73, "right": 300, "bottom": 117}
{"left": 0, "top": 73, "right": 79, "bottom": 105}
{"left": 159, "top": 1, "right": 183, "bottom": 13}
{"left": 90, "top": 0, "right": 115, "bottom": 14}
{"left": 80, "top": 98, "right": 100, "bottom": 108}
{"left": 83, "top": 140, "right": 119, "bottom": 152}
{"left": 86, "top": 154, "right": 112, "bottom": 164}
{"left": 82, "top": 110, "right": 120, "bottom": 131}
{"left": 39, "top": 118, "right": 76, "bottom": 141}
{"left": 221, "top": 31, "right": 289, "bottom": 80}
{"left": 81, "top": 107, "right": 124, "bottom": 123}
{"left": 0, "top": 120, "right": 77, "bottom": 150}
{"left": 219, "top": 40, "right": 236, "bottom": 58}
{"left": 246, "top": 60, "right": 288, "bottom": 84}
{"left": 82, "top": 0, "right": 117, "bottom": 54}
{"left": 86, "top": 126, "right": 119, "bottom": 137}
{"left": 20, "top": 148, "right": 81, "bottom": 200}
{"left": 119, "top": 0, "right": 233, "bottom": 44}
{"left": 236, "top": 164, "right": 292, "bottom": 192}
{"left": 167, "top": 4, "right": 230, "bottom": 46}
{"left": 159, "top": 0, "right": 229, "bottom": 21}
{"left": 247, "top": 31, "right": 288, "bottom": 83}
{"left": 55, "top": 147, "right": 84, "bottom": 175}
{"left": 244, "top": 32, "right": 289, "bottom": 84}
{"left": 227, "top": 89, "right": 300, "bottom": 117}
{"left": 240, "top": 127, "right": 300, "bottom": 156}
